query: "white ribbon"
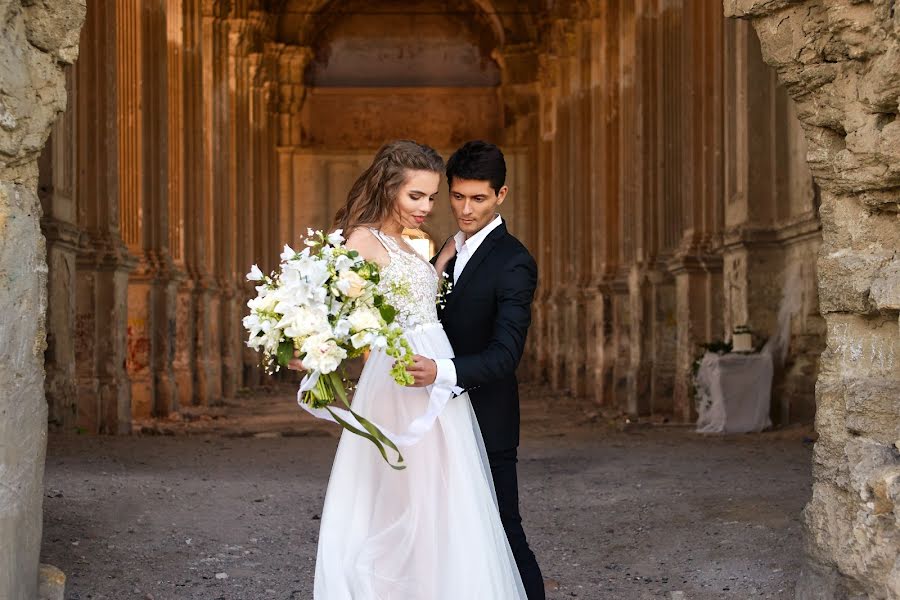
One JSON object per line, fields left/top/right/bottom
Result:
{"left": 297, "top": 368, "right": 463, "bottom": 448}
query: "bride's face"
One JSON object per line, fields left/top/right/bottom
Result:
{"left": 390, "top": 169, "right": 440, "bottom": 230}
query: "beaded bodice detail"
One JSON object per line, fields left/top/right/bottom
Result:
{"left": 368, "top": 229, "right": 440, "bottom": 330}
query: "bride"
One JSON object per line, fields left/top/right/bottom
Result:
{"left": 291, "top": 140, "right": 527, "bottom": 599}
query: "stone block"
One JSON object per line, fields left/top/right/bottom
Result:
{"left": 38, "top": 564, "right": 65, "bottom": 600}
{"left": 844, "top": 378, "right": 900, "bottom": 443}
{"left": 871, "top": 258, "right": 900, "bottom": 312}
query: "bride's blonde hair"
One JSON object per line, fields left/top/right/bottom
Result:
{"left": 333, "top": 140, "right": 444, "bottom": 233}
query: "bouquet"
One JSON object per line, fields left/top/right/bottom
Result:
{"left": 243, "top": 229, "right": 414, "bottom": 468}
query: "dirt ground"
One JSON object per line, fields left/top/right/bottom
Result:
{"left": 41, "top": 386, "right": 813, "bottom": 600}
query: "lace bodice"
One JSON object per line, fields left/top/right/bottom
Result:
{"left": 368, "top": 229, "right": 440, "bottom": 330}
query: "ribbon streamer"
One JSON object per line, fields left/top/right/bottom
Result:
{"left": 297, "top": 368, "right": 458, "bottom": 462}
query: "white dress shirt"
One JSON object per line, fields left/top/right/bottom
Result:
{"left": 434, "top": 214, "right": 504, "bottom": 389}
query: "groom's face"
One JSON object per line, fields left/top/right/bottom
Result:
{"left": 448, "top": 178, "right": 507, "bottom": 238}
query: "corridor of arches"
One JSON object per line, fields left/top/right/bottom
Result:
{"left": 7, "top": 0, "right": 894, "bottom": 597}
{"left": 42, "top": 0, "right": 821, "bottom": 435}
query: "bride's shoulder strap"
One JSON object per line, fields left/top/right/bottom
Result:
{"left": 365, "top": 228, "right": 399, "bottom": 253}
{"left": 345, "top": 227, "right": 390, "bottom": 263}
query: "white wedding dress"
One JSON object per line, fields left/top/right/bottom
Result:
{"left": 313, "top": 229, "right": 527, "bottom": 600}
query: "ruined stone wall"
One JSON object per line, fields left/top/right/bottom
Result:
{"left": 0, "top": 1, "right": 85, "bottom": 596}
{"left": 725, "top": 1, "right": 900, "bottom": 597}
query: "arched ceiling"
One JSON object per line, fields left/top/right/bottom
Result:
{"left": 276, "top": 0, "right": 541, "bottom": 49}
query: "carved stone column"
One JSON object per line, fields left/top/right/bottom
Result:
{"left": 167, "top": 0, "right": 194, "bottom": 410}
{"left": 73, "top": 2, "right": 136, "bottom": 434}
{"left": 39, "top": 68, "right": 80, "bottom": 432}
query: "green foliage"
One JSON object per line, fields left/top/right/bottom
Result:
{"left": 277, "top": 340, "right": 295, "bottom": 367}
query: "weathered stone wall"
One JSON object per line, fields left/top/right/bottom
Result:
{"left": 726, "top": 0, "right": 900, "bottom": 597}
{"left": 0, "top": 1, "right": 85, "bottom": 597}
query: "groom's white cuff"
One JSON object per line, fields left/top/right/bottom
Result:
{"left": 434, "top": 358, "right": 459, "bottom": 391}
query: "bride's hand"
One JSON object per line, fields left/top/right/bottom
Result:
{"left": 406, "top": 355, "right": 437, "bottom": 387}
{"left": 433, "top": 237, "right": 457, "bottom": 276}
{"left": 287, "top": 350, "right": 306, "bottom": 371}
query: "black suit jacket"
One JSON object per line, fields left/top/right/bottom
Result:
{"left": 435, "top": 221, "right": 538, "bottom": 452}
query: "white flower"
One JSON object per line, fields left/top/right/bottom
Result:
{"left": 246, "top": 264, "right": 264, "bottom": 281}
{"left": 372, "top": 335, "right": 388, "bottom": 349}
{"left": 333, "top": 254, "right": 353, "bottom": 272}
{"left": 335, "top": 269, "right": 367, "bottom": 299}
{"left": 301, "top": 333, "right": 347, "bottom": 374}
{"left": 247, "top": 291, "right": 278, "bottom": 313}
{"left": 351, "top": 331, "right": 374, "bottom": 349}
{"left": 280, "top": 244, "right": 297, "bottom": 262}
{"left": 334, "top": 318, "right": 351, "bottom": 337}
{"left": 327, "top": 229, "right": 345, "bottom": 246}
{"left": 277, "top": 306, "right": 331, "bottom": 340}
{"left": 348, "top": 307, "right": 382, "bottom": 332}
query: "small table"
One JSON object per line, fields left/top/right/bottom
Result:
{"left": 695, "top": 351, "right": 773, "bottom": 434}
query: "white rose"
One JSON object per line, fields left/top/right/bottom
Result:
{"left": 301, "top": 333, "right": 347, "bottom": 374}
{"left": 335, "top": 269, "right": 367, "bottom": 299}
{"left": 279, "top": 306, "right": 331, "bottom": 340}
{"left": 348, "top": 307, "right": 382, "bottom": 332}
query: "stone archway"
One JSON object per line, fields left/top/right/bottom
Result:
{"left": 1, "top": 1, "right": 898, "bottom": 598}
{"left": 727, "top": 2, "right": 900, "bottom": 597}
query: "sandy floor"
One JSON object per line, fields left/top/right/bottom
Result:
{"left": 41, "top": 387, "right": 813, "bottom": 600}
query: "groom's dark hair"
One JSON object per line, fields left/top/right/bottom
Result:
{"left": 446, "top": 140, "right": 506, "bottom": 195}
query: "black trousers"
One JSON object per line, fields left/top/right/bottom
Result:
{"left": 488, "top": 448, "right": 545, "bottom": 600}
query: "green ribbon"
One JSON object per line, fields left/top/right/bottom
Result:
{"left": 322, "top": 371, "right": 406, "bottom": 471}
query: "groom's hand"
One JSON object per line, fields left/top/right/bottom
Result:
{"left": 406, "top": 355, "right": 437, "bottom": 387}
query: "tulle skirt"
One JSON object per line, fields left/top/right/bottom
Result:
{"left": 313, "top": 323, "right": 527, "bottom": 600}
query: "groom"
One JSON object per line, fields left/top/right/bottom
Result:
{"left": 407, "top": 140, "right": 546, "bottom": 600}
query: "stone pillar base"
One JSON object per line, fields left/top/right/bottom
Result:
{"left": 794, "top": 559, "right": 860, "bottom": 600}
{"left": 38, "top": 564, "right": 65, "bottom": 600}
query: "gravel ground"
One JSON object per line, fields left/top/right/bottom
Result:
{"left": 42, "top": 388, "right": 813, "bottom": 600}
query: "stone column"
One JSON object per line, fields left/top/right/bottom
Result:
{"left": 194, "top": 2, "right": 227, "bottom": 404}
{"left": 533, "top": 51, "right": 559, "bottom": 382}
{"left": 0, "top": 1, "right": 85, "bottom": 597}
{"left": 39, "top": 69, "right": 80, "bottom": 432}
{"left": 726, "top": 2, "right": 900, "bottom": 596}
{"left": 168, "top": 0, "right": 195, "bottom": 410}
{"left": 218, "top": 15, "right": 252, "bottom": 399}
{"left": 72, "top": 2, "right": 136, "bottom": 434}
{"left": 118, "top": 0, "right": 179, "bottom": 419}
{"left": 591, "top": 0, "right": 622, "bottom": 411}
{"left": 667, "top": 0, "right": 726, "bottom": 421}
{"left": 144, "top": 0, "right": 178, "bottom": 418}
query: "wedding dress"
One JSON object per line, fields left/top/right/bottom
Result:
{"left": 312, "top": 228, "right": 527, "bottom": 600}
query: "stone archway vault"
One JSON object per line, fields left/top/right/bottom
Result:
{"left": 1, "top": 0, "right": 899, "bottom": 598}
